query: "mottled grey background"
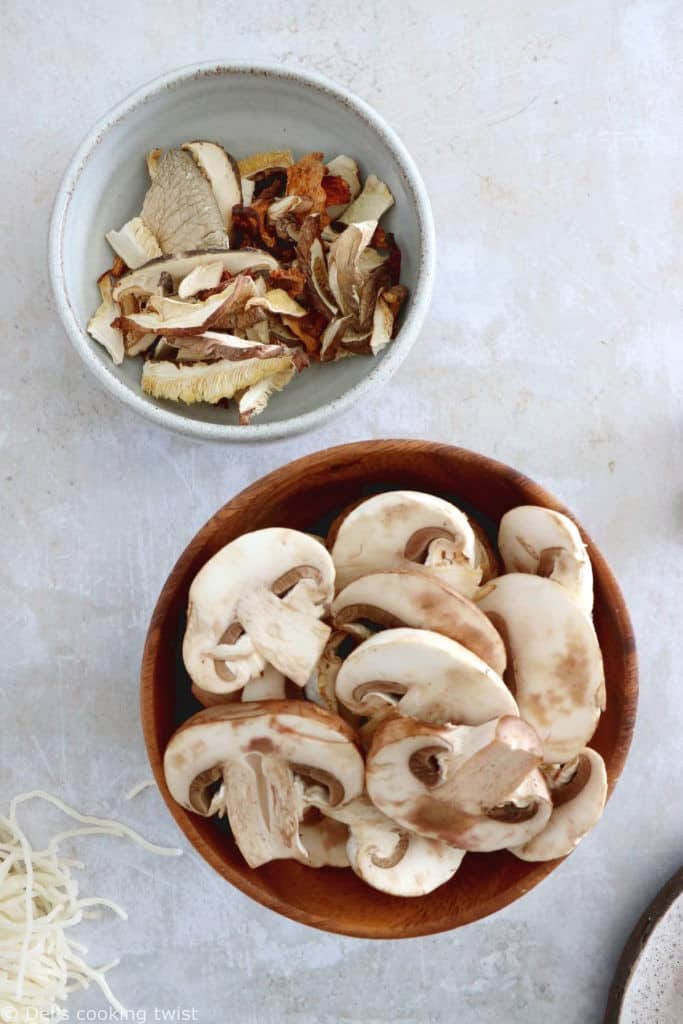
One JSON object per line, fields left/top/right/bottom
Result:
{"left": 1, "top": 1, "right": 682, "bottom": 1021}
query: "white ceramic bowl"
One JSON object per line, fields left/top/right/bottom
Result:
{"left": 49, "top": 62, "right": 435, "bottom": 441}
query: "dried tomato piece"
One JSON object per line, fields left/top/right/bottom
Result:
{"left": 322, "top": 175, "right": 352, "bottom": 207}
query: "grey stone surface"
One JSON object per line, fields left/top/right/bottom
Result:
{"left": 1, "top": 0, "right": 682, "bottom": 1021}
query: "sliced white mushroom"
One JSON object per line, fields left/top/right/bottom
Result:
{"left": 87, "top": 273, "right": 124, "bottom": 364}
{"left": 164, "top": 701, "right": 364, "bottom": 869}
{"left": 335, "top": 628, "right": 517, "bottom": 724}
{"left": 105, "top": 216, "right": 163, "bottom": 270}
{"left": 299, "top": 812, "right": 350, "bottom": 868}
{"left": 182, "top": 528, "right": 335, "bottom": 696}
{"left": 498, "top": 506, "right": 594, "bottom": 615}
{"left": 141, "top": 350, "right": 297, "bottom": 405}
{"left": 477, "top": 574, "right": 605, "bottom": 762}
{"left": 182, "top": 141, "right": 242, "bottom": 231}
{"left": 366, "top": 715, "right": 551, "bottom": 852}
{"left": 339, "top": 174, "right": 394, "bottom": 225}
{"left": 241, "top": 665, "right": 287, "bottom": 701}
{"left": 510, "top": 748, "right": 607, "bottom": 861}
{"left": 325, "top": 155, "right": 361, "bottom": 220}
{"left": 177, "top": 260, "right": 224, "bottom": 299}
{"left": 112, "top": 250, "right": 278, "bottom": 302}
{"left": 331, "top": 570, "right": 506, "bottom": 675}
{"left": 315, "top": 796, "right": 465, "bottom": 896}
{"left": 329, "top": 490, "right": 482, "bottom": 596}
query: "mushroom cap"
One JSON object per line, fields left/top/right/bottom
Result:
{"left": 329, "top": 490, "right": 482, "bottom": 596}
{"left": 510, "top": 748, "right": 607, "bottom": 861}
{"left": 331, "top": 570, "right": 506, "bottom": 675}
{"left": 477, "top": 574, "right": 605, "bottom": 762}
{"left": 323, "top": 796, "right": 465, "bottom": 896}
{"left": 164, "top": 701, "right": 364, "bottom": 869}
{"left": 366, "top": 715, "right": 550, "bottom": 852}
{"left": 182, "top": 528, "right": 335, "bottom": 694}
{"left": 498, "top": 506, "right": 594, "bottom": 615}
{"left": 335, "top": 627, "right": 517, "bottom": 724}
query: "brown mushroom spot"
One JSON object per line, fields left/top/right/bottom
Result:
{"left": 486, "top": 612, "right": 518, "bottom": 698}
{"left": 515, "top": 535, "right": 540, "bottom": 561}
{"left": 335, "top": 604, "right": 406, "bottom": 632}
{"left": 290, "top": 763, "right": 345, "bottom": 806}
{"left": 370, "top": 831, "right": 410, "bottom": 869}
{"left": 189, "top": 765, "right": 223, "bottom": 814}
{"left": 404, "top": 528, "right": 457, "bottom": 564}
{"left": 487, "top": 800, "right": 539, "bottom": 823}
{"left": 525, "top": 688, "right": 572, "bottom": 728}
{"left": 245, "top": 736, "right": 276, "bottom": 755}
{"left": 538, "top": 546, "right": 564, "bottom": 578}
{"left": 353, "top": 680, "right": 408, "bottom": 705}
{"left": 409, "top": 746, "right": 447, "bottom": 788}
{"left": 552, "top": 637, "right": 597, "bottom": 707}
{"left": 405, "top": 797, "right": 474, "bottom": 840}
{"left": 547, "top": 753, "right": 592, "bottom": 807}
{"left": 271, "top": 564, "right": 323, "bottom": 597}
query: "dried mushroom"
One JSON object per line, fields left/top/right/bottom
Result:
{"left": 89, "top": 141, "right": 409, "bottom": 422}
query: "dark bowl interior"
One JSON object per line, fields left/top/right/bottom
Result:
{"left": 141, "top": 440, "right": 637, "bottom": 938}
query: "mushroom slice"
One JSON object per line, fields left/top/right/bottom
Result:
{"left": 335, "top": 628, "right": 517, "bottom": 724}
{"left": 119, "top": 279, "right": 256, "bottom": 337}
{"left": 164, "top": 701, "right": 364, "bottom": 869}
{"left": 498, "top": 506, "right": 594, "bottom": 615}
{"left": 320, "top": 316, "right": 352, "bottom": 361}
{"left": 329, "top": 490, "right": 482, "bottom": 596}
{"left": 166, "top": 331, "right": 286, "bottom": 362}
{"left": 299, "top": 811, "right": 351, "bottom": 868}
{"left": 368, "top": 285, "right": 408, "bottom": 355}
{"left": 241, "top": 665, "right": 288, "bottom": 702}
{"left": 181, "top": 141, "right": 242, "bottom": 231}
{"left": 339, "top": 175, "right": 394, "bottom": 225}
{"left": 141, "top": 351, "right": 298, "bottom": 405}
{"left": 366, "top": 715, "right": 551, "bottom": 852}
{"left": 183, "top": 528, "right": 335, "bottom": 696}
{"left": 105, "top": 216, "right": 163, "bottom": 270}
{"left": 245, "top": 289, "right": 307, "bottom": 318}
{"left": 510, "top": 748, "right": 607, "bottom": 861}
{"left": 317, "top": 796, "right": 465, "bottom": 896}
{"left": 238, "top": 150, "right": 294, "bottom": 178}
{"left": 327, "top": 221, "right": 377, "bottom": 317}
{"left": 332, "top": 571, "right": 506, "bottom": 675}
{"left": 141, "top": 148, "right": 229, "bottom": 252}
{"left": 236, "top": 365, "right": 298, "bottom": 425}
{"left": 325, "top": 155, "right": 361, "bottom": 219}
{"left": 87, "top": 272, "right": 124, "bottom": 364}
{"left": 177, "top": 261, "right": 224, "bottom": 299}
{"left": 112, "top": 250, "right": 278, "bottom": 302}
{"left": 477, "top": 574, "right": 605, "bottom": 762}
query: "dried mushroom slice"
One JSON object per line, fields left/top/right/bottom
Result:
{"left": 236, "top": 366, "right": 298, "bottom": 425}
{"left": 477, "top": 574, "right": 605, "bottom": 762}
{"left": 366, "top": 715, "right": 551, "bottom": 852}
{"left": 164, "top": 701, "right": 364, "bottom": 869}
{"left": 182, "top": 527, "right": 335, "bottom": 695}
{"left": 141, "top": 351, "right": 297, "bottom": 406}
{"left": 105, "top": 216, "right": 162, "bottom": 270}
{"left": 339, "top": 174, "right": 394, "bottom": 225}
{"left": 87, "top": 272, "right": 124, "bottom": 365}
{"left": 334, "top": 627, "right": 517, "bottom": 724}
{"left": 238, "top": 149, "right": 294, "bottom": 179}
{"left": 141, "top": 148, "right": 229, "bottom": 252}
{"left": 112, "top": 250, "right": 278, "bottom": 302}
{"left": 325, "top": 155, "right": 361, "bottom": 219}
{"left": 118, "top": 279, "right": 257, "bottom": 337}
{"left": 181, "top": 141, "right": 242, "bottom": 231}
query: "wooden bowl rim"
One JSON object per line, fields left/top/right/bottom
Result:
{"left": 140, "top": 439, "right": 638, "bottom": 938}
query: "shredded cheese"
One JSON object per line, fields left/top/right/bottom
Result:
{"left": 0, "top": 789, "right": 181, "bottom": 1020}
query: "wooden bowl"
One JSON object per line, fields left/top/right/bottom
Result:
{"left": 140, "top": 440, "right": 637, "bottom": 938}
